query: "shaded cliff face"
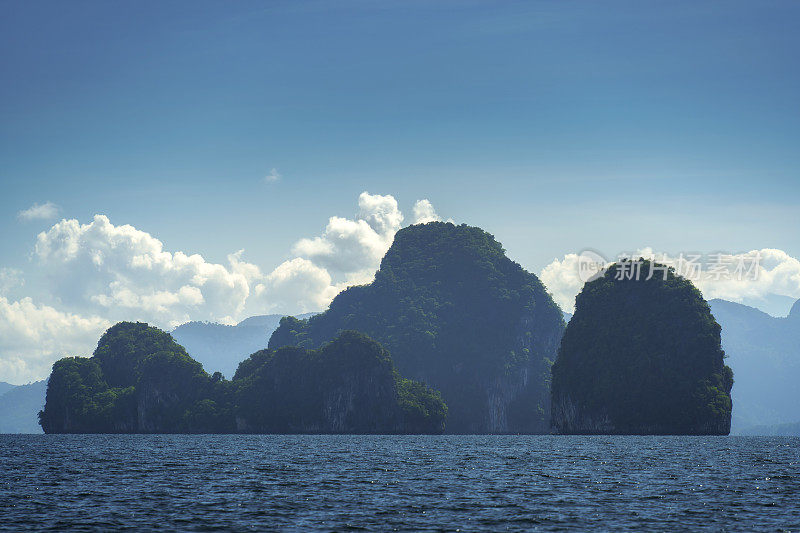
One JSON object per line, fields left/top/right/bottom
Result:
{"left": 551, "top": 261, "right": 733, "bottom": 435}
{"left": 234, "top": 331, "right": 446, "bottom": 434}
{"left": 269, "top": 222, "right": 565, "bottom": 434}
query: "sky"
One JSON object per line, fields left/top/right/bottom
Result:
{"left": 1, "top": 1, "right": 800, "bottom": 384}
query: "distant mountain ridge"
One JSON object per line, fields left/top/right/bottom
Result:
{"left": 790, "top": 299, "right": 800, "bottom": 321}
{"left": 171, "top": 313, "right": 317, "bottom": 379}
{"left": 708, "top": 298, "right": 800, "bottom": 435}
{"left": 0, "top": 380, "right": 47, "bottom": 433}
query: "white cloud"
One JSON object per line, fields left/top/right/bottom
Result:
{"left": 540, "top": 248, "right": 800, "bottom": 314}
{"left": 0, "top": 296, "right": 110, "bottom": 385}
{"left": 264, "top": 168, "right": 281, "bottom": 183}
{"left": 29, "top": 194, "right": 440, "bottom": 327}
{"left": 17, "top": 201, "right": 59, "bottom": 221}
{"left": 412, "top": 199, "right": 442, "bottom": 224}
{"left": 540, "top": 253, "right": 586, "bottom": 313}
{"left": 253, "top": 258, "right": 343, "bottom": 315}
{"left": 291, "top": 192, "right": 404, "bottom": 282}
{"left": 692, "top": 248, "right": 800, "bottom": 304}
{"left": 34, "top": 214, "right": 257, "bottom": 328}
{"left": 1, "top": 193, "right": 445, "bottom": 383}
{"left": 0, "top": 268, "right": 24, "bottom": 294}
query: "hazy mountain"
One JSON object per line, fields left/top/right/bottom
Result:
{"left": 0, "top": 380, "right": 47, "bottom": 433}
{"left": 736, "top": 293, "right": 798, "bottom": 318}
{"left": 709, "top": 298, "right": 800, "bottom": 435}
{"left": 171, "top": 313, "right": 316, "bottom": 379}
{"left": 0, "top": 382, "right": 15, "bottom": 396}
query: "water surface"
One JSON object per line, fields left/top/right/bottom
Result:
{"left": 1, "top": 435, "right": 798, "bottom": 531}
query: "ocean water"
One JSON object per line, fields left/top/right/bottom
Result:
{"left": 1, "top": 435, "right": 798, "bottom": 531}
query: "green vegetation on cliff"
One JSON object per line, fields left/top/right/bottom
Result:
{"left": 234, "top": 330, "right": 446, "bottom": 433}
{"left": 39, "top": 322, "right": 229, "bottom": 433}
{"left": 269, "top": 222, "right": 565, "bottom": 433}
{"left": 551, "top": 260, "right": 733, "bottom": 435}
{"left": 39, "top": 323, "right": 445, "bottom": 434}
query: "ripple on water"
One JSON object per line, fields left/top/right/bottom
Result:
{"left": 0, "top": 435, "right": 799, "bottom": 531}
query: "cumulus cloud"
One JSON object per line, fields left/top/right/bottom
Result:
{"left": 0, "top": 296, "right": 110, "bottom": 385}
{"left": 33, "top": 215, "right": 257, "bottom": 328}
{"left": 540, "top": 248, "right": 800, "bottom": 314}
{"left": 18, "top": 201, "right": 59, "bottom": 221}
{"left": 291, "top": 192, "right": 404, "bottom": 282}
{"left": 30, "top": 193, "right": 441, "bottom": 329}
{"left": 412, "top": 199, "right": 442, "bottom": 224}
{"left": 692, "top": 248, "right": 800, "bottom": 304}
{"left": 1, "top": 192, "right": 444, "bottom": 383}
{"left": 540, "top": 253, "right": 587, "bottom": 313}
{"left": 253, "top": 258, "right": 343, "bottom": 316}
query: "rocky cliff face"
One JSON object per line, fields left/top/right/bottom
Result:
{"left": 268, "top": 222, "right": 565, "bottom": 434}
{"left": 551, "top": 394, "right": 615, "bottom": 434}
{"left": 551, "top": 260, "right": 733, "bottom": 435}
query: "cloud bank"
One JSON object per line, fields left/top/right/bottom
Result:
{"left": 0, "top": 193, "right": 443, "bottom": 383}
{"left": 0, "top": 296, "right": 110, "bottom": 385}
{"left": 541, "top": 248, "right": 800, "bottom": 314}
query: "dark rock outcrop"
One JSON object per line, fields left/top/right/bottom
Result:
{"left": 551, "top": 260, "right": 733, "bottom": 435}
{"left": 269, "top": 222, "right": 565, "bottom": 434}
{"left": 39, "top": 323, "right": 445, "bottom": 434}
{"left": 39, "top": 323, "right": 215, "bottom": 434}
{"left": 234, "top": 331, "right": 446, "bottom": 434}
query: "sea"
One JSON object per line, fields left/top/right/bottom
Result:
{"left": 0, "top": 435, "right": 798, "bottom": 531}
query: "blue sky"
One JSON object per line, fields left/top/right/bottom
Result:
{"left": 1, "top": 1, "right": 800, "bottom": 382}
{"left": 3, "top": 0, "right": 799, "bottom": 267}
